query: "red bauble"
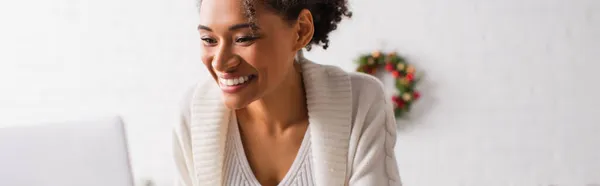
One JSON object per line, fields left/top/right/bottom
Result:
{"left": 392, "top": 96, "right": 405, "bottom": 108}
{"left": 413, "top": 91, "right": 421, "bottom": 100}
{"left": 385, "top": 63, "right": 395, "bottom": 72}
{"left": 392, "top": 95, "right": 400, "bottom": 102}
{"left": 396, "top": 100, "right": 405, "bottom": 108}
{"left": 392, "top": 71, "right": 401, "bottom": 78}
{"left": 406, "top": 73, "right": 414, "bottom": 81}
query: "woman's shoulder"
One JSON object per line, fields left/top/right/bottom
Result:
{"left": 346, "top": 72, "right": 390, "bottom": 120}
{"left": 308, "top": 62, "right": 386, "bottom": 99}
{"left": 308, "top": 62, "right": 388, "bottom": 110}
{"left": 348, "top": 72, "right": 386, "bottom": 100}
{"left": 315, "top": 62, "right": 390, "bottom": 116}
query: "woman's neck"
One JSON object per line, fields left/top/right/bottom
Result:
{"left": 236, "top": 63, "right": 308, "bottom": 133}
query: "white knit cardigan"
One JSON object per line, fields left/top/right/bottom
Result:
{"left": 173, "top": 53, "right": 402, "bottom": 186}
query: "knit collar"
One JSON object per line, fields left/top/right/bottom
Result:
{"left": 189, "top": 52, "right": 353, "bottom": 185}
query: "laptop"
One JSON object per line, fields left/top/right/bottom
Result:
{"left": 0, "top": 117, "right": 135, "bottom": 186}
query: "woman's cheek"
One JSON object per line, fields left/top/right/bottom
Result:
{"left": 199, "top": 48, "right": 212, "bottom": 65}
{"left": 240, "top": 46, "right": 265, "bottom": 70}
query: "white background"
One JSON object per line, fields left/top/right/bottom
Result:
{"left": 1, "top": 0, "right": 599, "bottom": 185}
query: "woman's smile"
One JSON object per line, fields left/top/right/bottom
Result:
{"left": 218, "top": 74, "right": 257, "bottom": 93}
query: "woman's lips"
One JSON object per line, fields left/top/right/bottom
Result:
{"left": 218, "top": 74, "right": 255, "bottom": 93}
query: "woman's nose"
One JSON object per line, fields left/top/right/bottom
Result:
{"left": 212, "top": 45, "right": 240, "bottom": 72}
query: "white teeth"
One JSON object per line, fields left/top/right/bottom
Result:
{"left": 220, "top": 75, "right": 252, "bottom": 86}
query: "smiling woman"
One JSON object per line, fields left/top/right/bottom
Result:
{"left": 173, "top": 0, "right": 402, "bottom": 186}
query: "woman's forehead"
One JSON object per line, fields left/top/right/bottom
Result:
{"left": 199, "top": 0, "right": 246, "bottom": 20}
{"left": 198, "top": 0, "right": 281, "bottom": 30}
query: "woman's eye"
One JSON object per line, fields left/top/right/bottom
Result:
{"left": 201, "top": 38, "right": 217, "bottom": 45}
{"left": 235, "top": 36, "right": 258, "bottom": 43}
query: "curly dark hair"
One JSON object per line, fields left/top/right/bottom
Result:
{"left": 199, "top": 0, "right": 352, "bottom": 50}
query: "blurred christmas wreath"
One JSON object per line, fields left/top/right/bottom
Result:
{"left": 355, "top": 51, "right": 421, "bottom": 118}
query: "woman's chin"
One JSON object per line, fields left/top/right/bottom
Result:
{"left": 222, "top": 96, "right": 253, "bottom": 110}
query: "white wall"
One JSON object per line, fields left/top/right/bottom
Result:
{"left": 315, "top": 0, "right": 600, "bottom": 185}
{"left": 0, "top": 0, "right": 202, "bottom": 185}
{"left": 1, "top": 0, "right": 599, "bottom": 185}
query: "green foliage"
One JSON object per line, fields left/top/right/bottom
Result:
{"left": 354, "top": 51, "right": 422, "bottom": 119}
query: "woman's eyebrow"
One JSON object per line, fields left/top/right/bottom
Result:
{"left": 197, "top": 23, "right": 260, "bottom": 32}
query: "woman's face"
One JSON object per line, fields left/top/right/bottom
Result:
{"left": 197, "top": 0, "right": 300, "bottom": 109}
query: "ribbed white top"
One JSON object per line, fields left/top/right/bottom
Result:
{"left": 174, "top": 53, "right": 402, "bottom": 185}
{"left": 222, "top": 115, "right": 314, "bottom": 186}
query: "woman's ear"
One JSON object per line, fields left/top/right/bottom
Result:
{"left": 293, "top": 9, "right": 314, "bottom": 51}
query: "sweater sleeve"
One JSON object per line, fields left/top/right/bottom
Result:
{"left": 348, "top": 88, "right": 402, "bottom": 186}
{"left": 173, "top": 88, "right": 196, "bottom": 186}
